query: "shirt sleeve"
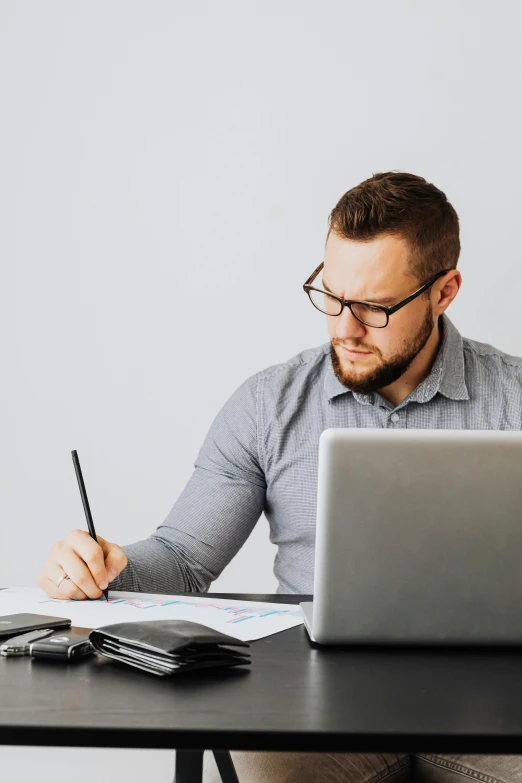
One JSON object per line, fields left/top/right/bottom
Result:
{"left": 111, "top": 372, "right": 267, "bottom": 594}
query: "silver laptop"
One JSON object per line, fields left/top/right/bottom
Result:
{"left": 300, "top": 428, "right": 522, "bottom": 645}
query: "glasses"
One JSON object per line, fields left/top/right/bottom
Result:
{"left": 303, "top": 262, "right": 453, "bottom": 328}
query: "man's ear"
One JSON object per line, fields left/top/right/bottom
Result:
{"left": 435, "top": 271, "right": 462, "bottom": 314}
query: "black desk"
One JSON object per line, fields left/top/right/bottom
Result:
{"left": 2, "top": 592, "right": 522, "bottom": 783}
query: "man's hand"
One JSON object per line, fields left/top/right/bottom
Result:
{"left": 37, "top": 530, "right": 128, "bottom": 600}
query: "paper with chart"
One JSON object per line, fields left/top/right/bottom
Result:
{"left": 0, "top": 587, "right": 304, "bottom": 642}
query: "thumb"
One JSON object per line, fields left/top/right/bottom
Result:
{"left": 97, "top": 535, "right": 128, "bottom": 582}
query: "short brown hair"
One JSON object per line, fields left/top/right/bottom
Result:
{"left": 326, "top": 171, "right": 460, "bottom": 284}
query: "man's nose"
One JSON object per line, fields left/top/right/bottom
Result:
{"left": 333, "top": 306, "right": 368, "bottom": 341}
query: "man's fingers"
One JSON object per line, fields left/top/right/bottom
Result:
{"left": 96, "top": 535, "right": 128, "bottom": 581}
{"left": 40, "top": 576, "right": 86, "bottom": 601}
{"left": 56, "top": 545, "right": 105, "bottom": 599}
{"left": 39, "top": 530, "right": 127, "bottom": 601}
{"left": 38, "top": 561, "right": 88, "bottom": 601}
{"left": 64, "top": 530, "right": 109, "bottom": 591}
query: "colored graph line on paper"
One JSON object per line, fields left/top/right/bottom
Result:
{"left": 31, "top": 593, "right": 301, "bottom": 621}
{"left": 105, "top": 597, "right": 301, "bottom": 622}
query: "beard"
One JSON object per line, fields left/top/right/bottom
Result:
{"left": 330, "top": 303, "right": 436, "bottom": 395}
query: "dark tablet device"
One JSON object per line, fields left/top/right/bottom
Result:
{"left": 0, "top": 613, "right": 71, "bottom": 639}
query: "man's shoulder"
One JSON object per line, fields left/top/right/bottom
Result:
{"left": 462, "top": 333, "right": 522, "bottom": 379}
{"left": 222, "top": 342, "right": 330, "bottom": 415}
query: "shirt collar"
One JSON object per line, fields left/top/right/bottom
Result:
{"left": 323, "top": 313, "right": 470, "bottom": 406}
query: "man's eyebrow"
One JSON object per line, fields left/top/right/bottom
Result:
{"left": 321, "top": 278, "right": 396, "bottom": 305}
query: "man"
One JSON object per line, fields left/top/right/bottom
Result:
{"left": 39, "top": 171, "right": 522, "bottom": 782}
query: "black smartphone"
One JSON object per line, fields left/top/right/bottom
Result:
{"left": 0, "top": 613, "right": 71, "bottom": 639}
{"left": 30, "top": 627, "right": 93, "bottom": 660}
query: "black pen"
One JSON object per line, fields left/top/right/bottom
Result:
{"left": 71, "top": 450, "right": 109, "bottom": 600}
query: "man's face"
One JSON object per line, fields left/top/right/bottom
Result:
{"left": 323, "top": 232, "right": 436, "bottom": 395}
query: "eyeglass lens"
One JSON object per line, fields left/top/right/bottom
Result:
{"left": 308, "top": 289, "right": 387, "bottom": 327}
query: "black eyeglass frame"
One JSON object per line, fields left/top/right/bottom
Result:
{"left": 303, "top": 262, "right": 453, "bottom": 328}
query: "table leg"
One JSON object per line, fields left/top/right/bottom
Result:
{"left": 213, "top": 751, "right": 240, "bottom": 783}
{"left": 173, "top": 749, "right": 239, "bottom": 783}
{"left": 174, "top": 750, "right": 204, "bottom": 783}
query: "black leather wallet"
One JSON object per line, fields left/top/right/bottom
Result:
{"left": 89, "top": 619, "right": 251, "bottom": 676}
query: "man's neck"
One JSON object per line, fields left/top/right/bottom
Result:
{"left": 377, "top": 321, "right": 443, "bottom": 408}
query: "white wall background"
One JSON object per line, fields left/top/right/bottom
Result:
{"left": 3, "top": 0, "right": 522, "bottom": 779}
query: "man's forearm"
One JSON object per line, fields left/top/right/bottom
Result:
{"left": 110, "top": 536, "right": 212, "bottom": 594}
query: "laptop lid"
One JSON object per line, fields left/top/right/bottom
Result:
{"left": 311, "top": 428, "right": 522, "bottom": 645}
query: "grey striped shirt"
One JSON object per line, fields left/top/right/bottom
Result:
{"left": 113, "top": 314, "right": 522, "bottom": 596}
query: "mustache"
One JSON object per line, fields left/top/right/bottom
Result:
{"left": 334, "top": 341, "right": 374, "bottom": 352}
